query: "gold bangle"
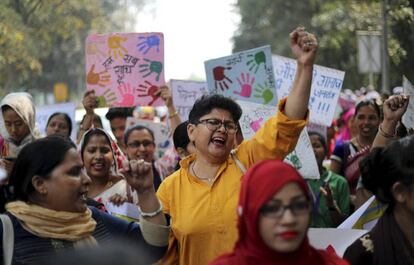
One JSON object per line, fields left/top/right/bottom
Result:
{"left": 379, "top": 124, "right": 396, "bottom": 138}
{"left": 168, "top": 111, "right": 178, "bottom": 119}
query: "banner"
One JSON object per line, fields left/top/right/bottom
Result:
{"left": 170, "top": 79, "right": 209, "bottom": 120}
{"left": 125, "top": 117, "right": 170, "bottom": 158}
{"left": 106, "top": 202, "right": 140, "bottom": 222}
{"left": 338, "top": 196, "right": 386, "bottom": 231}
{"left": 402, "top": 76, "right": 414, "bottom": 129}
{"left": 272, "top": 55, "right": 345, "bottom": 126}
{"left": 237, "top": 100, "right": 319, "bottom": 179}
{"left": 205, "top": 45, "right": 278, "bottom": 106}
{"left": 308, "top": 228, "right": 367, "bottom": 257}
{"left": 36, "top": 102, "right": 77, "bottom": 141}
{"left": 86, "top": 32, "right": 165, "bottom": 107}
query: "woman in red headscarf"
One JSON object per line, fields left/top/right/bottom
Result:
{"left": 209, "top": 160, "right": 348, "bottom": 265}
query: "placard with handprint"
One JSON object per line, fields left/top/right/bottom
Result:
{"left": 237, "top": 100, "right": 319, "bottom": 179}
{"left": 36, "top": 102, "right": 77, "bottom": 141}
{"left": 204, "top": 45, "right": 278, "bottom": 106}
{"left": 272, "top": 54, "right": 345, "bottom": 126}
{"left": 125, "top": 117, "right": 170, "bottom": 159}
{"left": 85, "top": 33, "right": 165, "bottom": 107}
{"left": 170, "top": 79, "right": 209, "bottom": 120}
{"left": 402, "top": 76, "right": 414, "bottom": 129}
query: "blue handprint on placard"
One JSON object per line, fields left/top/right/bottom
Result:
{"left": 139, "top": 59, "right": 163, "bottom": 81}
{"left": 137, "top": 35, "right": 160, "bottom": 54}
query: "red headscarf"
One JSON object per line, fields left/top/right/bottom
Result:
{"left": 209, "top": 160, "right": 348, "bottom": 265}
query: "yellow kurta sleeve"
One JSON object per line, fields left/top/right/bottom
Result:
{"left": 236, "top": 97, "right": 308, "bottom": 168}
{"left": 156, "top": 170, "right": 176, "bottom": 215}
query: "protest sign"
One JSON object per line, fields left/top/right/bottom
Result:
{"left": 106, "top": 202, "right": 141, "bottom": 222}
{"left": 307, "top": 123, "right": 327, "bottom": 141}
{"left": 308, "top": 228, "right": 367, "bottom": 257}
{"left": 170, "top": 79, "right": 209, "bottom": 120}
{"left": 338, "top": 196, "right": 386, "bottom": 231}
{"left": 284, "top": 128, "right": 320, "bottom": 179}
{"left": 86, "top": 32, "right": 165, "bottom": 107}
{"left": 36, "top": 102, "right": 76, "bottom": 141}
{"left": 237, "top": 100, "right": 319, "bottom": 179}
{"left": 125, "top": 117, "right": 170, "bottom": 158}
{"left": 402, "top": 76, "right": 414, "bottom": 129}
{"left": 205, "top": 46, "right": 278, "bottom": 106}
{"left": 272, "top": 55, "right": 345, "bottom": 126}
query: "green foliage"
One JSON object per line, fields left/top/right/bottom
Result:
{"left": 0, "top": 0, "right": 142, "bottom": 98}
{"left": 233, "top": 0, "right": 414, "bottom": 90}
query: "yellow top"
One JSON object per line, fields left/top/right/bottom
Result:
{"left": 156, "top": 98, "right": 308, "bottom": 265}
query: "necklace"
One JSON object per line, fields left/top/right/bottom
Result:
{"left": 191, "top": 162, "right": 214, "bottom": 184}
{"left": 355, "top": 136, "right": 370, "bottom": 150}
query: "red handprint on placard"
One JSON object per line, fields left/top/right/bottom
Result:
{"left": 213, "top": 66, "right": 232, "bottom": 91}
{"left": 234, "top": 72, "right": 255, "bottom": 98}
{"left": 137, "top": 81, "right": 160, "bottom": 106}
{"left": 116, "top": 83, "right": 137, "bottom": 106}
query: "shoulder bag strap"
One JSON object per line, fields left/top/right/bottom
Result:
{"left": 0, "top": 214, "right": 14, "bottom": 265}
{"left": 230, "top": 149, "right": 247, "bottom": 174}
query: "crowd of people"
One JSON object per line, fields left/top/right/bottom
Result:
{"left": 0, "top": 27, "right": 413, "bottom": 265}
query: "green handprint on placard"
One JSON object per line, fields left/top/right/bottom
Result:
{"left": 246, "top": 51, "right": 266, "bottom": 73}
{"left": 254, "top": 82, "right": 274, "bottom": 104}
{"left": 286, "top": 151, "right": 302, "bottom": 170}
{"left": 139, "top": 59, "right": 163, "bottom": 81}
{"left": 96, "top": 88, "right": 117, "bottom": 107}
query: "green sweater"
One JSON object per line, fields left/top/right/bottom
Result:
{"left": 307, "top": 169, "right": 350, "bottom": 228}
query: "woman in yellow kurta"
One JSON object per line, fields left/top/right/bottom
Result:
{"left": 123, "top": 27, "right": 319, "bottom": 265}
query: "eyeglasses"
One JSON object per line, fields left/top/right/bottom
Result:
{"left": 196, "top": 119, "right": 238, "bottom": 134}
{"left": 260, "top": 200, "right": 311, "bottom": 218}
{"left": 127, "top": 140, "right": 154, "bottom": 148}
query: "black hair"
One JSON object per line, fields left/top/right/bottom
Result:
{"left": 396, "top": 121, "right": 408, "bottom": 138}
{"left": 173, "top": 121, "right": 190, "bottom": 150}
{"left": 80, "top": 128, "right": 112, "bottom": 161}
{"left": 354, "top": 99, "right": 381, "bottom": 118}
{"left": 188, "top": 94, "right": 242, "bottom": 124}
{"left": 308, "top": 131, "right": 327, "bottom": 155}
{"left": 123, "top": 125, "right": 155, "bottom": 145}
{"left": 46, "top": 112, "right": 72, "bottom": 137}
{"left": 360, "top": 135, "right": 414, "bottom": 209}
{"left": 81, "top": 113, "right": 103, "bottom": 128}
{"left": 105, "top": 107, "right": 133, "bottom": 121}
{"left": 1, "top": 105, "right": 13, "bottom": 113}
{"left": 9, "top": 136, "right": 76, "bottom": 201}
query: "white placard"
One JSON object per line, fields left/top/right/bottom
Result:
{"left": 125, "top": 117, "right": 171, "bottom": 158}
{"left": 337, "top": 196, "right": 385, "bottom": 231}
{"left": 36, "top": 102, "right": 77, "bottom": 141}
{"left": 307, "top": 123, "right": 327, "bottom": 141}
{"left": 205, "top": 46, "right": 278, "bottom": 105}
{"left": 402, "top": 76, "right": 414, "bottom": 129}
{"left": 273, "top": 55, "right": 345, "bottom": 126}
{"left": 170, "top": 79, "right": 209, "bottom": 120}
{"left": 237, "top": 100, "right": 319, "bottom": 179}
{"left": 106, "top": 202, "right": 141, "bottom": 221}
{"left": 308, "top": 228, "right": 367, "bottom": 257}
{"left": 284, "top": 128, "right": 320, "bottom": 179}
